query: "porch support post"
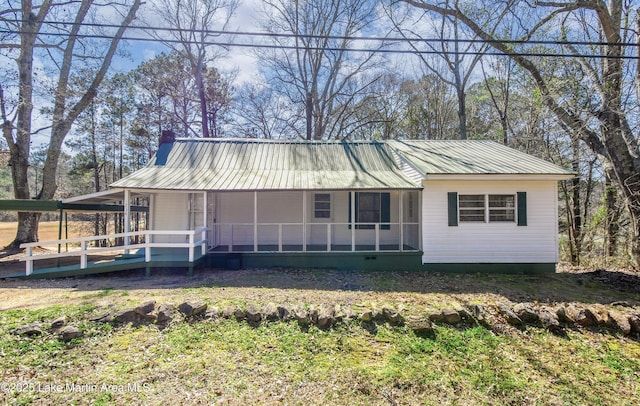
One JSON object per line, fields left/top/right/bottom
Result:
{"left": 399, "top": 191, "right": 404, "bottom": 252}
{"left": 202, "top": 191, "right": 208, "bottom": 255}
{"left": 253, "top": 191, "right": 258, "bottom": 252}
{"left": 124, "top": 189, "right": 131, "bottom": 255}
{"left": 302, "top": 191, "right": 307, "bottom": 252}
{"left": 203, "top": 191, "right": 208, "bottom": 229}
{"left": 350, "top": 191, "right": 355, "bottom": 251}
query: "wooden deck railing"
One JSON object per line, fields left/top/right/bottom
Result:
{"left": 20, "top": 227, "right": 208, "bottom": 276}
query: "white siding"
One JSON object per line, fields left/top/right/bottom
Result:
{"left": 152, "top": 192, "right": 189, "bottom": 243}
{"left": 422, "top": 180, "right": 559, "bottom": 263}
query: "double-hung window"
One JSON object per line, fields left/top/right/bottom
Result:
{"left": 449, "top": 192, "right": 526, "bottom": 226}
{"left": 314, "top": 193, "right": 331, "bottom": 219}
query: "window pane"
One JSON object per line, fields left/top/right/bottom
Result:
{"left": 459, "top": 195, "right": 485, "bottom": 222}
{"left": 489, "top": 195, "right": 514, "bottom": 208}
{"left": 314, "top": 194, "right": 330, "bottom": 219}
{"left": 459, "top": 195, "right": 485, "bottom": 208}
{"left": 489, "top": 210, "right": 515, "bottom": 222}
{"left": 489, "top": 195, "right": 515, "bottom": 222}
{"left": 459, "top": 212, "right": 485, "bottom": 222}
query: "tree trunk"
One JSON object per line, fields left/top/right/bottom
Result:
{"left": 306, "top": 91, "right": 313, "bottom": 140}
{"left": 604, "top": 175, "right": 619, "bottom": 257}
{"left": 8, "top": 0, "right": 141, "bottom": 248}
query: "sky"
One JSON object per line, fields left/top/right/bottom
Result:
{"left": 110, "top": 0, "right": 265, "bottom": 85}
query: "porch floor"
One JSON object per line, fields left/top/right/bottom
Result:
{"left": 209, "top": 244, "right": 419, "bottom": 252}
{"left": 4, "top": 248, "right": 206, "bottom": 279}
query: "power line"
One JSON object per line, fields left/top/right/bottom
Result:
{"left": 1, "top": 20, "right": 638, "bottom": 60}
{"left": 17, "top": 19, "right": 640, "bottom": 49}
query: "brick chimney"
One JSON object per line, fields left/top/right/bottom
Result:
{"left": 159, "top": 130, "right": 176, "bottom": 146}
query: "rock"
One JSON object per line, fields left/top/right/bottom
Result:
{"left": 382, "top": 307, "right": 404, "bottom": 326}
{"left": 469, "top": 304, "right": 486, "bottom": 321}
{"left": 12, "top": 323, "right": 42, "bottom": 336}
{"left": 113, "top": 309, "right": 139, "bottom": 324}
{"left": 407, "top": 317, "right": 433, "bottom": 335}
{"left": 263, "top": 303, "right": 279, "bottom": 321}
{"left": 50, "top": 316, "right": 67, "bottom": 330}
{"left": 628, "top": 313, "right": 640, "bottom": 336}
{"left": 222, "top": 306, "right": 236, "bottom": 319}
{"left": 59, "top": 326, "right": 82, "bottom": 342}
{"left": 316, "top": 306, "right": 335, "bottom": 329}
{"left": 360, "top": 310, "right": 374, "bottom": 322}
{"left": 178, "top": 301, "right": 208, "bottom": 318}
{"left": 204, "top": 306, "right": 220, "bottom": 320}
{"left": 277, "top": 304, "right": 291, "bottom": 321}
{"left": 428, "top": 311, "right": 444, "bottom": 322}
{"left": 573, "top": 307, "right": 598, "bottom": 327}
{"left": 233, "top": 307, "right": 246, "bottom": 321}
{"left": 440, "top": 308, "right": 461, "bottom": 325}
{"left": 497, "top": 303, "right": 523, "bottom": 326}
{"left": 513, "top": 303, "right": 540, "bottom": 324}
{"left": 245, "top": 304, "right": 262, "bottom": 323}
{"left": 308, "top": 307, "right": 319, "bottom": 324}
{"left": 457, "top": 307, "right": 472, "bottom": 321}
{"left": 556, "top": 306, "right": 574, "bottom": 323}
{"left": 608, "top": 311, "right": 631, "bottom": 336}
{"left": 134, "top": 301, "right": 156, "bottom": 315}
{"left": 156, "top": 304, "right": 174, "bottom": 323}
{"left": 592, "top": 308, "right": 611, "bottom": 327}
{"left": 293, "top": 307, "right": 310, "bottom": 325}
{"left": 539, "top": 309, "right": 563, "bottom": 335}
{"left": 90, "top": 313, "right": 112, "bottom": 323}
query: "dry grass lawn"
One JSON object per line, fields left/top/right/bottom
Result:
{"left": 0, "top": 220, "right": 639, "bottom": 405}
{"left": 0, "top": 221, "right": 89, "bottom": 248}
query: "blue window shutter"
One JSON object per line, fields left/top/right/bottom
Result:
{"left": 448, "top": 192, "right": 458, "bottom": 226}
{"left": 381, "top": 192, "right": 390, "bottom": 230}
{"left": 517, "top": 192, "right": 527, "bottom": 226}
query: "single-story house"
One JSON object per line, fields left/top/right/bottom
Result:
{"left": 15, "top": 136, "right": 574, "bottom": 276}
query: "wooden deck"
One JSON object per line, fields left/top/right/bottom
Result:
{"left": 4, "top": 248, "right": 206, "bottom": 279}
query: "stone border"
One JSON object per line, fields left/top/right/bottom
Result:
{"left": 10, "top": 300, "right": 640, "bottom": 340}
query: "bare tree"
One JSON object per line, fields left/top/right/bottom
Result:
{"left": 230, "top": 83, "right": 291, "bottom": 139}
{"left": 401, "top": 0, "right": 640, "bottom": 264}
{"left": 147, "top": 0, "right": 239, "bottom": 138}
{"left": 387, "top": 0, "right": 492, "bottom": 139}
{"left": 259, "top": 0, "right": 385, "bottom": 140}
{"left": 0, "top": 0, "right": 142, "bottom": 248}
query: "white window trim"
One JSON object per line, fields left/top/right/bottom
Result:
{"left": 313, "top": 192, "right": 332, "bottom": 220}
{"left": 459, "top": 193, "right": 516, "bottom": 223}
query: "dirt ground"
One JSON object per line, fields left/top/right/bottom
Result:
{"left": 1, "top": 244, "right": 639, "bottom": 313}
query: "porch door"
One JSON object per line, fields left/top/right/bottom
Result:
{"left": 188, "top": 192, "right": 216, "bottom": 248}
{"left": 208, "top": 192, "right": 217, "bottom": 248}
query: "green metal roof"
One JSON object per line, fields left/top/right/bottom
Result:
{"left": 389, "top": 140, "right": 574, "bottom": 176}
{"left": 112, "top": 139, "right": 420, "bottom": 190}
{"left": 110, "top": 138, "right": 573, "bottom": 191}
